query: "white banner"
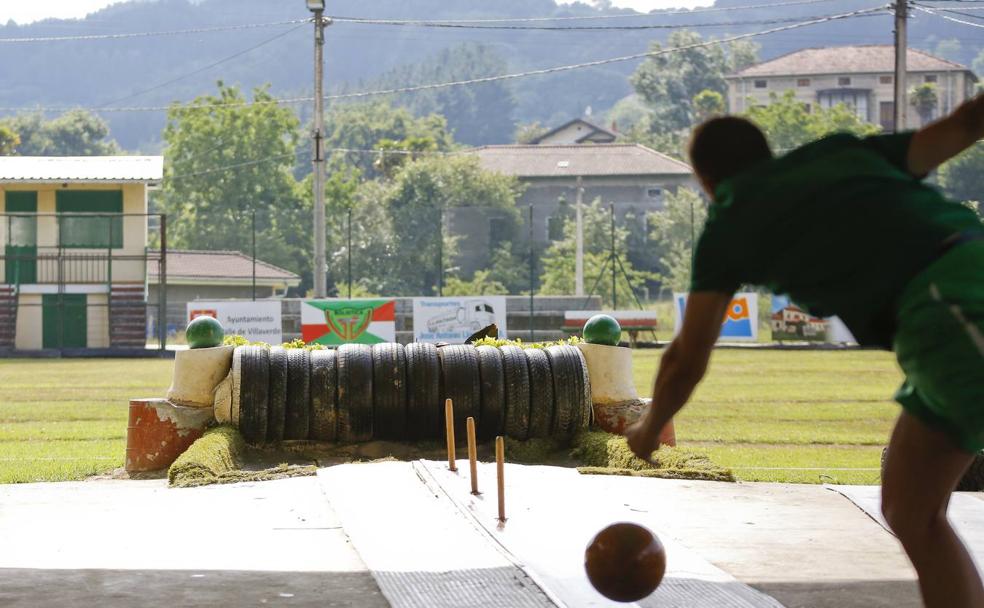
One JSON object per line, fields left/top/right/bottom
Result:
{"left": 187, "top": 300, "right": 282, "bottom": 344}
{"left": 673, "top": 292, "right": 759, "bottom": 342}
{"left": 413, "top": 296, "right": 507, "bottom": 344}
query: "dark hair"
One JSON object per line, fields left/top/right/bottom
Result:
{"left": 688, "top": 116, "right": 772, "bottom": 191}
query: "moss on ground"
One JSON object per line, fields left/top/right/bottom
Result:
{"left": 503, "top": 437, "right": 569, "bottom": 464}
{"left": 570, "top": 431, "right": 735, "bottom": 482}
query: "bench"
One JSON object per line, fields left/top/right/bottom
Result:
{"left": 562, "top": 310, "right": 659, "bottom": 346}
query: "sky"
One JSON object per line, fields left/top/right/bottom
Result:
{"left": 0, "top": 0, "right": 712, "bottom": 25}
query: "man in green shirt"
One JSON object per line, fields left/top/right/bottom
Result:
{"left": 626, "top": 93, "right": 984, "bottom": 608}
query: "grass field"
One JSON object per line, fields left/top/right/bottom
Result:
{"left": 0, "top": 349, "right": 903, "bottom": 485}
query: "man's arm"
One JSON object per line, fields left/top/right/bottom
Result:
{"left": 907, "top": 93, "right": 984, "bottom": 178}
{"left": 625, "top": 291, "right": 733, "bottom": 460}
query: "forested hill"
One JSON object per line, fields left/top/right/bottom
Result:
{"left": 0, "top": 0, "right": 978, "bottom": 150}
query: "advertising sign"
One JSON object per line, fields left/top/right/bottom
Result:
{"left": 673, "top": 292, "right": 759, "bottom": 342}
{"left": 187, "top": 301, "right": 282, "bottom": 344}
{"left": 413, "top": 296, "right": 507, "bottom": 344}
{"left": 301, "top": 299, "right": 396, "bottom": 345}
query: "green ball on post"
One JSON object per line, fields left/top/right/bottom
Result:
{"left": 186, "top": 316, "right": 225, "bottom": 349}
{"left": 582, "top": 314, "right": 622, "bottom": 346}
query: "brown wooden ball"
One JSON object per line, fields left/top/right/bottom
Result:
{"left": 585, "top": 522, "right": 666, "bottom": 602}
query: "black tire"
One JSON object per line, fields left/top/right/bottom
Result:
{"left": 265, "top": 347, "right": 287, "bottom": 442}
{"left": 546, "top": 345, "right": 588, "bottom": 439}
{"left": 571, "top": 346, "right": 593, "bottom": 431}
{"left": 524, "top": 348, "right": 554, "bottom": 439}
{"left": 476, "top": 346, "right": 506, "bottom": 441}
{"left": 284, "top": 348, "right": 311, "bottom": 440}
{"left": 500, "top": 345, "right": 531, "bottom": 441}
{"left": 337, "top": 344, "right": 374, "bottom": 442}
{"left": 406, "top": 342, "right": 441, "bottom": 440}
{"left": 240, "top": 345, "right": 269, "bottom": 445}
{"left": 881, "top": 446, "right": 984, "bottom": 492}
{"left": 309, "top": 349, "right": 338, "bottom": 442}
{"left": 372, "top": 343, "right": 408, "bottom": 440}
{"left": 438, "top": 345, "right": 481, "bottom": 441}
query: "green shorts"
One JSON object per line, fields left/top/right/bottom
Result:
{"left": 893, "top": 240, "right": 984, "bottom": 453}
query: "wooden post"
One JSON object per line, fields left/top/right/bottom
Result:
{"left": 467, "top": 417, "right": 478, "bottom": 494}
{"left": 496, "top": 436, "right": 506, "bottom": 523}
{"left": 445, "top": 398, "right": 457, "bottom": 472}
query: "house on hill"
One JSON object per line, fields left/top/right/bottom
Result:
{"left": 726, "top": 45, "right": 978, "bottom": 131}
{"left": 0, "top": 156, "right": 162, "bottom": 351}
{"left": 453, "top": 143, "right": 694, "bottom": 275}
{"left": 529, "top": 118, "right": 618, "bottom": 145}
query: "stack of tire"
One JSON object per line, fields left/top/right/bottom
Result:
{"left": 230, "top": 343, "right": 591, "bottom": 445}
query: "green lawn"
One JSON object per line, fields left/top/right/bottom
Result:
{"left": 0, "top": 350, "right": 903, "bottom": 485}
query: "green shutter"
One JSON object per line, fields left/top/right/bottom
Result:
{"left": 42, "top": 294, "right": 87, "bottom": 348}
{"left": 56, "top": 191, "right": 123, "bottom": 249}
{"left": 4, "top": 192, "right": 37, "bottom": 284}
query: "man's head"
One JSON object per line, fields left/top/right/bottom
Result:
{"left": 688, "top": 116, "right": 772, "bottom": 198}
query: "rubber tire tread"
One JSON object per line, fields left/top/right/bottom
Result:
{"left": 524, "top": 348, "right": 555, "bottom": 439}
{"left": 438, "top": 345, "right": 482, "bottom": 441}
{"left": 231, "top": 346, "right": 243, "bottom": 427}
{"left": 405, "top": 343, "right": 441, "bottom": 440}
{"left": 240, "top": 345, "right": 269, "bottom": 444}
{"left": 266, "top": 347, "right": 288, "bottom": 442}
{"left": 309, "top": 349, "right": 338, "bottom": 442}
{"left": 337, "top": 344, "right": 374, "bottom": 442}
{"left": 284, "top": 348, "right": 311, "bottom": 440}
{"left": 571, "top": 346, "right": 593, "bottom": 431}
{"left": 500, "top": 345, "right": 531, "bottom": 441}
{"left": 476, "top": 346, "right": 506, "bottom": 441}
{"left": 546, "top": 345, "right": 584, "bottom": 439}
{"left": 372, "top": 343, "right": 408, "bottom": 440}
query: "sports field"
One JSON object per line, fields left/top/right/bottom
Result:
{"left": 0, "top": 350, "right": 902, "bottom": 484}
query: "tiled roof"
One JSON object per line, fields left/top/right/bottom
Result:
{"left": 731, "top": 45, "right": 972, "bottom": 78}
{"left": 466, "top": 144, "right": 691, "bottom": 178}
{"left": 530, "top": 118, "right": 618, "bottom": 144}
{"left": 148, "top": 249, "right": 300, "bottom": 285}
{"left": 0, "top": 156, "right": 163, "bottom": 182}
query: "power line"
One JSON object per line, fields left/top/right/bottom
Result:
{"left": 97, "top": 23, "right": 308, "bottom": 108}
{"left": 0, "top": 18, "right": 311, "bottom": 44}
{"left": 0, "top": 6, "right": 890, "bottom": 115}
{"left": 912, "top": 3, "right": 984, "bottom": 27}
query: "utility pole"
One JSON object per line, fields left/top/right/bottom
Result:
{"left": 574, "top": 176, "right": 584, "bottom": 297}
{"left": 310, "top": 2, "right": 329, "bottom": 297}
{"left": 893, "top": 0, "right": 908, "bottom": 133}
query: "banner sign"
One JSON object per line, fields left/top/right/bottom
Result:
{"left": 673, "top": 292, "right": 759, "bottom": 342}
{"left": 187, "top": 301, "right": 282, "bottom": 344}
{"left": 771, "top": 295, "right": 856, "bottom": 344}
{"left": 302, "top": 299, "right": 396, "bottom": 345}
{"left": 413, "top": 296, "right": 507, "bottom": 344}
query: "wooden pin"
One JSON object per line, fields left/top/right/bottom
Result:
{"left": 467, "top": 417, "right": 479, "bottom": 495}
{"left": 445, "top": 398, "right": 457, "bottom": 472}
{"left": 496, "top": 435, "right": 506, "bottom": 523}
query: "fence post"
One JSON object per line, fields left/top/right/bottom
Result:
{"left": 159, "top": 214, "right": 167, "bottom": 352}
{"left": 252, "top": 209, "right": 257, "bottom": 302}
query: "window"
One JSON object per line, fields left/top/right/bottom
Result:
{"left": 489, "top": 217, "right": 509, "bottom": 247}
{"left": 924, "top": 74, "right": 938, "bottom": 83}
{"left": 797, "top": 78, "right": 811, "bottom": 87}
{"left": 547, "top": 216, "right": 565, "bottom": 241}
{"left": 55, "top": 191, "right": 123, "bottom": 249}
{"left": 879, "top": 75, "right": 893, "bottom": 85}
{"left": 838, "top": 77, "right": 851, "bottom": 86}
{"left": 818, "top": 89, "right": 870, "bottom": 122}
{"left": 754, "top": 80, "right": 767, "bottom": 89}
{"left": 646, "top": 187, "right": 663, "bottom": 199}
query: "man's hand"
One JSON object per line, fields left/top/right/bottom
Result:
{"left": 625, "top": 416, "right": 661, "bottom": 463}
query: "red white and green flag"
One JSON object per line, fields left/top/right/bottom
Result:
{"left": 301, "top": 299, "right": 396, "bottom": 345}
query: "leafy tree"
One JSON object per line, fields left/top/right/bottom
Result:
{"left": 159, "top": 82, "right": 308, "bottom": 286}
{"left": 692, "top": 89, "right": 725, "bottom": 124}
{"left": 487, "top": 242, "right": 532, "bottom": 294}
{"left": 647, "top": 187, "right": 708, "bottom": 292}
{"left": 443, "top": 270, "right": 509, "bottom": 296}
{"left": 0, "top": 110, "right": 120, "bottom": 155}
{"left": 910, "top": 83, "right": 939, "bottom": 126}
{"left": 939, "top": 143, "right": 984, "bottom": 212}
{"left": 372, "top": 136, "right": 440, "bottom": 179}
{"left": 606, "top": 94, "right": 653, "bottom": 133}
{"left": 539, "top": 199, "right": 655, "bottom": 307}
{"left": 630, "top": 30, "right": 758, "bottom": 132}
{"left": 514, "top": 121, "right": 549, "bottom": 144}
{"left": 0, "top": 126, "right": 19, "bottom": 155}
{"left": 744, "top": 90, "right": 880, "bottom": 153}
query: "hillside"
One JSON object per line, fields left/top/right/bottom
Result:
{"left": 0, "top": 0, "right": 978, "bottom": 150}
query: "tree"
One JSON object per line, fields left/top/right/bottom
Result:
{"left": 630, "top": 30, "right": 758, "bottom": 132}
{"left": 910, "top": 83, "right": 939, "bottom": 126}
{"left": 606, "top": 94, "right": 653, "bottom": 133}
{"left": 692, "top": 89, "right": 725, "bottom": 124}
{"left": 539, "top": 199, "right": 655, "bottom": 306}
{"left": 744, "top": 90, "right": 880, "bottom": 152}
{"left": 939, "top": 143, "right": 984, "bottom": 212}
{"left": 647, "top": 187, "right": 708, "bottom": 292}
{"left": 514, "top": 122, "right": 549, "bottom": 144}
{"left": 0, "top": 110, "right": 120, "bottom": 155}
{"left": 159, "top": 82, "right": 308, "bottom": 287}
{"left": 0, "top": 125, "right": 19, "bottom": 155}
{"left": 443, "top": 270, "right": 509, "bottom": 296}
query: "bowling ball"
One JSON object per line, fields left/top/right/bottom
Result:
{"left": 186, "top": 315, "right": 224, "bottom": 349}
{"left": 582, "top": 314, "right": 622, "bottom": 346}
{"left": 585, "top": 522, "right": 666, "bottom": 602}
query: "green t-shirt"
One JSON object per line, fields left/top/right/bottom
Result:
{"left": 691, "top": 131, "right": 984, "bottom": 348}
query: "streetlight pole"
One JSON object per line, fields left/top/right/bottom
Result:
{"left": 309, "top": 1, "right": 328, "bottom": 298}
